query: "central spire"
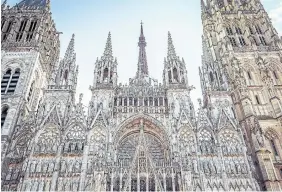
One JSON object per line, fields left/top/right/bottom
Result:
{"left": 137, "top": 21, "right": 148, "bottom": 78}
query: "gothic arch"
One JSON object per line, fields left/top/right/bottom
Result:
{"left": 264, "top": 128, "right": 280, "bottom": 140}
{"left": 1, "top": 58, "right": 25, "bottom": 72}
{"left": 113, "top": 114, "right": 170, "bottom": 146}
{"left": 63, "top": 123, "right": 87, "bottom": 139}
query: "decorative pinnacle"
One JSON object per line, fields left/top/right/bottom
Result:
{"left": 167, "top": 31, "right": 177, "bottom": 58}
{"left": 140, "top": 20, "right": 144, "bottom": 36}
{"left": 64, "top": 34, "right": 75, "bottom": 60}
{"left": 103, "top": 32, "right": 113, "bottom": 57}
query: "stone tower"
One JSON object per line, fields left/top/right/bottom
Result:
{"left": 1, "top": 0, "right": 60, "bottom": 162}
{"left": 200, "top": 0, "right": 282, "bottom": 190}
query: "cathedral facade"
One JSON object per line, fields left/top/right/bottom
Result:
{"left": 1, "top": 0, "right": 281, "bottom": 191}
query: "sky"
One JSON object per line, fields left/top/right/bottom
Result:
{"left": 4, "top": 0, "right": 282, "bottom": 108}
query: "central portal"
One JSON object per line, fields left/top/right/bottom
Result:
{"left": 105, "top": 117, "right": 180, "bottom": 192}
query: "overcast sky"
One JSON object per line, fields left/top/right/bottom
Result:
{"left": 5, "top": 0, "right": 282, "bottom": 108}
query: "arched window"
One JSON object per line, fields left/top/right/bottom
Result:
{"left": 2, "top": 19, "right": 13, "bottom": 42}
{"left": 226, "top": 27, "right": 233, "bottom": 35}
{"left": 154, "top": 98, "right": 158, "bottom": 106}
{"left": 1, "top": 107, "right": 8, "bottom": 127}
{"left": 26, "top": 19, "right": 37, "bottom": 42}
{"left": 7, "top": 69, "right": 20, "bottom": 94}
{"left": 103, "top": 68, "right": 109, "bottom": 81}
{"left": 235, "top": 27, "right": 242, "bottom": 35}
{"left": 255, "top": 25, "right": 262, "bottom": 34}
{"left": 16, "top": 19, "right": 28, "bottom": 42}
{"left": 229, "top": 37, "right": 237, "bottom": 47}
{"left": 259, "top": 36, "right": 267, "bottom": 46}
{"left": 1, "top": 69, "right": 12, "bottom": 94}
{"left": 173, "top": 67, "right": 178, "bottom": 82}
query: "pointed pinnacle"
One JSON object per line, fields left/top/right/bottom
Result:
{"left": 140, "top": 20, "right": 144, "bottom": 36}
{"left": 103, "top": 32, "right": 113, "bottom": 57}
{"left": 64, "top": 33, "right": 75, "bottom": 60}
{"left": 167, "top": 31, "right": 177, "bottom": 58}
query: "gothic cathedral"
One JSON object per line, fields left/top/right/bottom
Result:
{"left": 1, "top": 0, "right": 281, "bottom": 191}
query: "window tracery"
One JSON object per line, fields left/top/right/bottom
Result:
{"left": 34, "top": 125, "right": 60, "bottom": 154}
{"left": 219, "top": 129, "right": 241, "bottom": 155}
{"left": 198, "top": 129, "right": 216, "bottom": 155}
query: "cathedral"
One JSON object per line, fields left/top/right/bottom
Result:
{"left": 1, "top": 0, "right": 282, "bottom": 191}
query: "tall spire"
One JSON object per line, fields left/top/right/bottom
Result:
{"left": 167, "top": 31, "right": 177, "bottom": 59}
{"left": 103, "top": 32, "right": 113, "bottom": 57}
{"left": 137, "top": 21, "right": 148, "bottom": 78}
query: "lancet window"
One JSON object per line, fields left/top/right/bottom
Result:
{"left": 2, "top": 18, "right": 14, "bottom": 42}
{"left": 16, "top": 19, "right": 28, "bottom": 42}
{"left": 26, "top": 19, "right": 37, "bottom": 42}
{"left": 1, "top": 68, "right": 20, "bottom": 94}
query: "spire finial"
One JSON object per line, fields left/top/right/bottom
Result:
{"left": 140, "top": 20, "right": 144, "bottom": 35}
{"left": 103, "top": 32, "right": 113, "bottom": 57}
{"left": 167, "top": 31, "right": 177, "bottom": 59}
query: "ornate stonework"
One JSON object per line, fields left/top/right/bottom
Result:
{"left": 1, "top": 0, "right": 280, "bottom": 191}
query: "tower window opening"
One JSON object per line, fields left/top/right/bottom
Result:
{"left": 238, "top": 36, "right": 246, "bottom": 46}
{"left": 26, "top": 20, "right": 37, "bottom": 41}
{"left": 247, "top": 71, "right": 252, "bottom": 80}
{"left": 1, "top": 69, "right": 12, "bottom": 94}
{"left": 255, "top": 95, "right": 261, "bottom": 105}
{"left": 139, "top": 98, "right": 143, "bottom": 106}
{"left": 226, "top": 27, "right": 233, "bottom": 35}
{"left": 2, "top": 20, "right": 13, "bottom": 42}
{"left": 259, "top": 36, "right": 267, "bottom": 46}
{"left": 129, "top": 97, "right": 133, "bottom": 106}
{"left": 273, "top": 71, "right": 278, "bottom": 80}
{"left": 6, "top": 69, "right": 20, "bottom": 94}
{"left": 168, "top": 70, "right": 172, "bottom": 83}
{"left": 173, "top": 67, "right": 178, "bottom": 82}
{"left": 270, "top": 140, "right": 279, "bottom": 156}
{"left": 209, "top": 71, "right": 214, "bottom": 82}
{"left": 249, "top": 27, "right": 254, "bottom": 35}
{"left": 229, "top": 37, "right": 237, "bottom": 47}
{"left": 255, "top": 25, "right": 262, "bottom": 34}
{"left": 103, "top": 68, "right": 109, "bottom": 81}
{"left": 124, "top": 98, "right": 127, "bottom": 106}
{"left": 1, "top": 107, "right": 9, "bottom": 127}
{"left": 16, "top": 19, "right": 28, "bottom": 42}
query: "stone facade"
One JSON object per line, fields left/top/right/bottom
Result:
{"left": 0, "top": 0, "right": 280, "bottom": 191}
{"left": 200, "top": 0, "right": 282, "bottom": 191}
